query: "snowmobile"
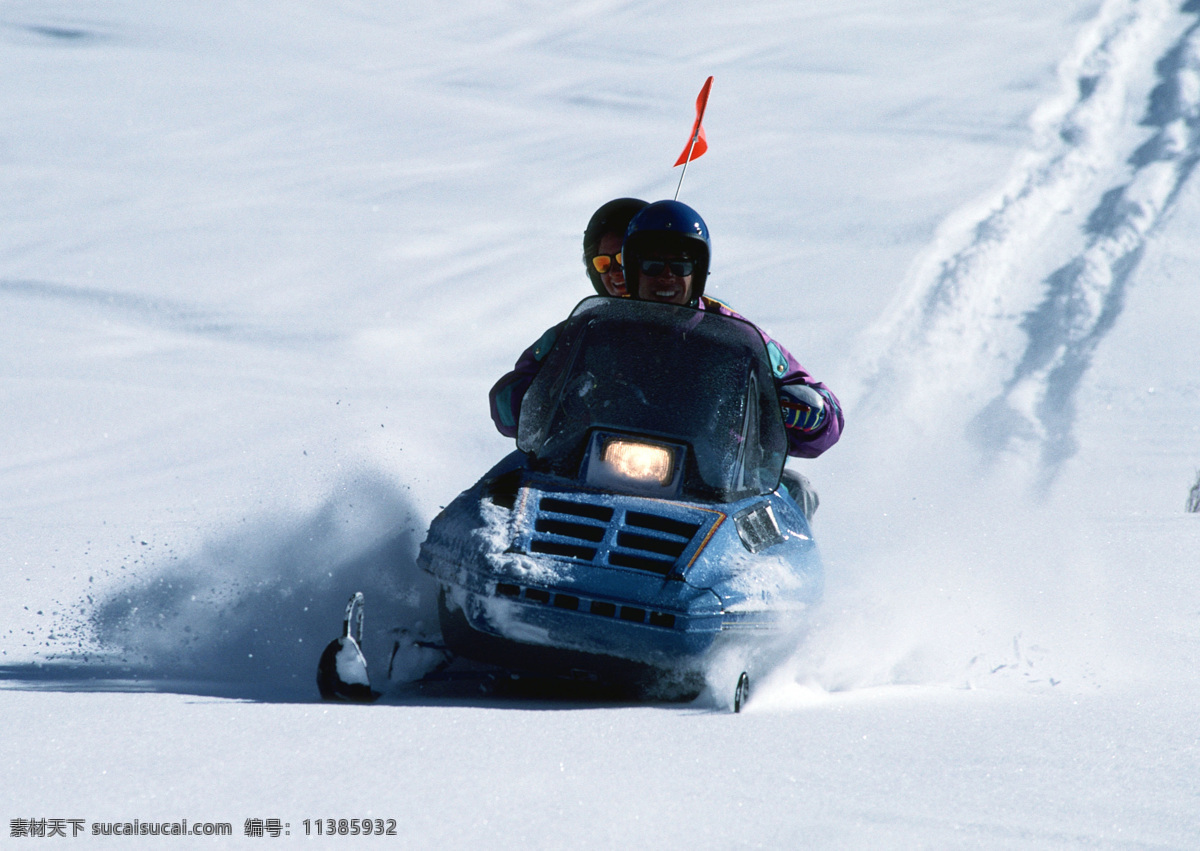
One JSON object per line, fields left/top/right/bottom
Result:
{"left": 319, "top": 296, "right": 823, "bottom": 710}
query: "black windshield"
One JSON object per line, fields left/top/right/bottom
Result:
{"left": 517, "top": 298, "right": 787, "bottom": 502}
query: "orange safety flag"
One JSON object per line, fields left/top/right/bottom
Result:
{"left": 674, "top": 76, "right": 713, "bottom": 167}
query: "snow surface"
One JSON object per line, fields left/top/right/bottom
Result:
{"left": 4, "top": 0, "right": 1200, "bottom": 846}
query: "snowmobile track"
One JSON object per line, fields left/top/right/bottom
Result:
{"left": 860, "top": 0, "right": 1200, "bottom": 488}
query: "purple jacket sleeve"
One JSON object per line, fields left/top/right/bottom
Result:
{"left": 488, "top": 323, "right": 563, "bottom": 438}
{"left": 773, "top": 349, "right": 843, "bottom": 458}
{"left": 701, "top": 298, "right": 843, "bottom": 459}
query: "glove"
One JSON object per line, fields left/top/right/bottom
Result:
{"left": 779, "top": 384, "right": 827, "bottom": 433}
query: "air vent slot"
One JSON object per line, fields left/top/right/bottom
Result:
{"left": 540, "top": 497, "right": 613, "bottom": 522}
{"left": 607, "top": 552, "right": 674, "bottom": 574}
{"left": 616, "top": 531, "right": 687, "bottom": 557}
{"left": 485, "top": 470, "right": 523, "bottom": 509}
{"left": 536, "top": 517, "right": 605, "bottom": 542}
{"left": 619, "top": 606, "right": 646, "bottom": 623}
{"left": 530, "top": 540, "right": 597, "bottom": 560}
{"left": 625, "top": 512, "right": 700, "bottom": 539}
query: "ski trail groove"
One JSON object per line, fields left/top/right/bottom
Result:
{"left": 974, "top": 1, "right": 1200, "bottom": 486}
{"left": 857, "top": 0, "right": 1198, "bottom": 486}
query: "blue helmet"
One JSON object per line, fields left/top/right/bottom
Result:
{"left": 622, "top": 200, "right": 711, "bottom": 304}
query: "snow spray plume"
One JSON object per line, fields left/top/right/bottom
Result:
{"left": 673, "top": 76, "right": 713, "bottom": 201}
{"left": 77, "top": 472, "right": 440, "bottom": 700}
{"left": 746, "top": 417, "right": 1122, "bottom": 710}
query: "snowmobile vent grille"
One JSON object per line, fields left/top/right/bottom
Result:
{"left": 491, "top": 581, "right": 677, "bottom": 629}
{"left": 528, "top": 495, "right": 705, "bottom": 576}
{"left": 529, "top": 497, "right": 612, "bottom": 562}
{"left": 608, "top": 512, "right": 702, "bottom": 575}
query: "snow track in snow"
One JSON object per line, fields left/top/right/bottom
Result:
{"left": 856, "top": 0, "right": 1200, "bottom": 487}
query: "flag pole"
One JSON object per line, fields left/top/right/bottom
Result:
{"left": 674, "top": 133, "right": 699, "bottom": 201}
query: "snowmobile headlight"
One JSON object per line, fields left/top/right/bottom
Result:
{"left": 601, "top": 439, "right": 675, "bottom": 485}
{"left": 582, "top": 433, "right": 684, "bottom": 496}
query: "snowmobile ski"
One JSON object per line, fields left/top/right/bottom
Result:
{"left": 316, "top": 592, "right": 378, "bottom": 702}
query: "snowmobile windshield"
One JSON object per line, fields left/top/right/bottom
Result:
{"left": 517, "top": 297, "right": 787, "bottom": 502}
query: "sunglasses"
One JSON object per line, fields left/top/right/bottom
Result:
{"left": 590, "top": 252, "right": 622, "bottom": 274}
{"left": 639, "top": 259, "right": 695, "bottom": 278}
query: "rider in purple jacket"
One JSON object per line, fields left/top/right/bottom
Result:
{"left": 490, "top": 200, "right": 843, "bottom": 465}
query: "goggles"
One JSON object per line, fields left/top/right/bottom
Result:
{"left": 590, "top": 252, "right": 622, "bottom": 274}
{"left": 639, "top": 259, "right": 695, "bottom": 278}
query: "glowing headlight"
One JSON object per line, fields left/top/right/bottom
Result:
{"left": 602, "top": 439, "right": 675, "bottom": 485}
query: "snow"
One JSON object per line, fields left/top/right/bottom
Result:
{"left": 3, "top": 0, "right": 1200, "bottom": 846}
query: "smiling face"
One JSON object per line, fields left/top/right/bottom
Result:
{"left": 595, "top": 232, "right": 627, "bottom": 296}
{"left": 636, "top": 252, "right": 695, "bottom": 305}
